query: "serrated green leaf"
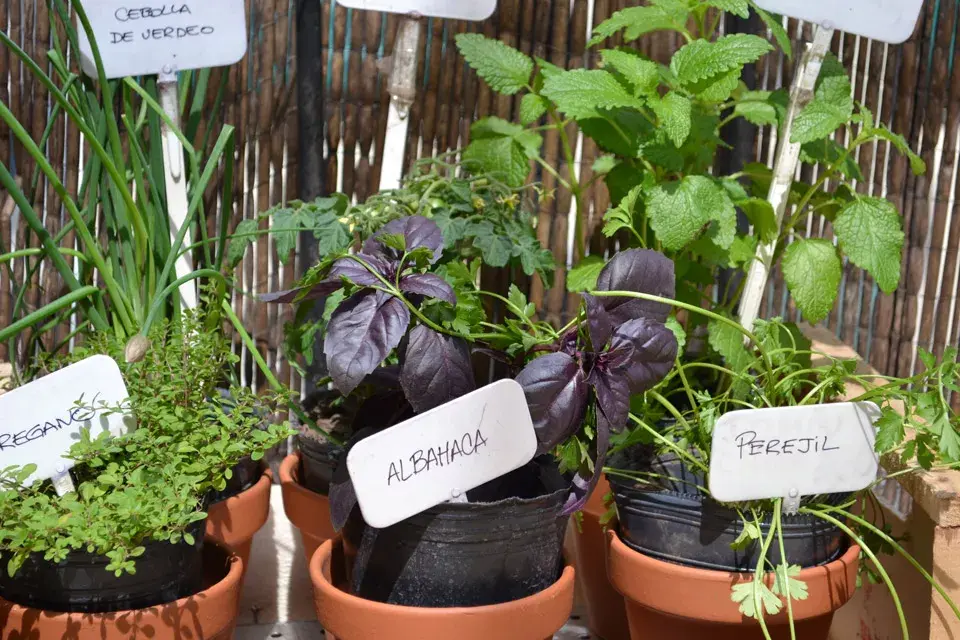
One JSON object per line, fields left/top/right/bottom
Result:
{"left": 312, "top": 211, "right": 352, "bottom": 258}
{"left": 463, "top": 117, "right": 542, "bottom": 187}
{"left": 800, "top": 138, "right": 864, "bottom": 181}
{"left": 782, "top": 239, "right": 841, "bottom": 323}
{"left": 650, "top": 92, "right": 692, "bottom": 147}
{"left": 874, "top": 409, "right": 905, "bottom": 453}
{"left": 940, "top": 424, "right": 960, "bottom": 463}
{"left": 455, "top": 33, "right": 533, "bottom": 95}
{"left": 541, "top": 69, "right": 645, "bottom": 119}
{"left": 709, "top": 316, "right": 753, "bottom": 373}
{"left": 271, "top": 209, "right": 301, "bottom": 259}
{"left": 734, "top": 97, "right": 779, "bottom": 126}
{"left": 752, "top": 3, "right": 792, "bottom": 59}
{"left": 791, "top": 54, "right": 852, "bottom": 144}
{"left": 731, "top": 580, "right": 783, "bottom": 618}
{"left": 704, "top": 0, "right": 749, "bottom": 17}
{"left": 692, "top": 69, "right": 741, "bottom": 102}
{"left": 731, "top": 519, "right": 761, "bottom": 550}
{"left": 519, "top": 93, "right": 548, "bottom": 125}
{"left": 603, "top": 185, "right": 642, "bottom": 238}
{"left": 646, "top": 175, "right": 736, "bottom": 250}
{"left": 864, "top": 124, "right": 926, "bottom": 175}
{"left": 834, "top": 197, "right": 903, "bottom": 293}
{"left": 671, "top": 34, "right": 773, "bottom": 87}
{"left": 228, "top": 219, "right": 259, "bottom": 266}
{"left": 567, "top": 256, "right": 606, "bottom": 293}
{"left": 772, "top": 564, "right": 809, "bottom": 601}
{"left": 728, "top": 235, "right": 757, "bottom": 266}
{"left": 469, "top": 221, "right": 513, "bottom": 267}
{"left": 600, "top": 49, "right": 660, "bottom": 96}
{"left": 738, "top": 198, "right": 777, "bottom": 243}
{"left": 666, "top": 316, "right": 687, "bottom": 354}
{"left": 589, "top": 1, "right": 689, "bottom": 47}
{"left": 535, "top": 57, "right": 564, "bottom": 81}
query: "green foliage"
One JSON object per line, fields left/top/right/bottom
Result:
{"left": 589, "top": 0, "right": 691, "bottom": 46}
{"left": 462, "top": 117, "right": 542, "bottom": 187}
{"left": 781, "top": 239, "right": 842, "bottom": 324}
{"left": 566, "top": 255, "right": 606, "bottom": 293}
{"left": 833, "top": 197, "right": 904, "bottom": 293}
{"left": 670, "top": 34, "right": 773, "bottom": 87}
{"left": 791, "top": 54, "right": 853, "bottom": 144}
{"left": 0, "top": 312, "right": 291, "bottom": 577}
{"left": 454, "top": 33, "right": 533, "bottom": 95}
{"left": 646, "top": 176, "right": 736, "bottom": 251}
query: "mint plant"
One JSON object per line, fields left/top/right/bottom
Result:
{"left": 456, "top": 0, "right": 923, "bottom": 336}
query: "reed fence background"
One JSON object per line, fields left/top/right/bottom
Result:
{"left": 1, "top": 0, "right": 958, "bottom": 395}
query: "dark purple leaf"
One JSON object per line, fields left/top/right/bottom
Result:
{"left": 364, "top": 216, "right": 444, "bottom": 264}
{"left": 596, "top": 249, "right": 675, "bottom": 324}
{"left": 329, "top": 478, "right": 357, "bottom": 532}
{"left": 324, "top": 290, "right": 411, "bottom": 395}
{"left": 561, "top": 412, "right": 610, "bottom": 515}
{"left": 401, "top": 325, "right": 476, "bottom": 413}
{"left": 400, "top": 273, "right": 456, "bottom": 305}
{"left": 329, "top": 254, "right": 392, "bottom": 287}
{"left": 583, "top": 294, "right": 613, "bottom": 349}
{"left": 606, "top": 318, "right": 678, "bottom": 394}
{"left": 515, "top": 352, "right": 588, "bottom": 455}
{"left": 589, "top": 366, "right": 631, "bottom": 433}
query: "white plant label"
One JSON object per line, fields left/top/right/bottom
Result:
{"left": 753, "top": 0, "right": 924, "bottom": 44}
{"left": 77, "top": 1, "right": 248, "bottom": 79}
{"left": 336, "top": 0, "right": 496, "bottom": 21}
{"left": 708, "top": 402, "right": 881, "bottom": 505}
{"left": 0, "top": 356, "right": 133, "bottom": 486}
{"left": 347, "top": 379, "right": 537, "bottom": 528}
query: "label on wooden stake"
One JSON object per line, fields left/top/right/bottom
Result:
{"left": 336, "top": 0, "right": 496, "bottom": 20}
{"left": 753, "top": 0, "right": 923, "bottom": 43}
{"left": 0, "top": 356, "right": 133, "bottom": 487}
{"left": 708, "top": 402, "right": 881, "bottom": 505}
{"left": 347, "top": 379, "right": 537, "bottom": 529}
{"left": 77, "top": 1, "right": 247, "bottom": 79}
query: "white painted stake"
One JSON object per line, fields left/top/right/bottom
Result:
{"left": 379, "top": 17, "right": 422, "bottom": 191}
{"left": 738, "top": 25, "right": 835, "bottom": 334}
{"left": 158, "top": 68, "right": 198, "bottom": 310}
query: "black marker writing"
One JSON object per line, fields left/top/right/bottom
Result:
{"left": 0, "top": 393, "right": 102, "bottom": 452}
{"left": 114, "top": 5, "right": 193, "bottom": 22}
{"left": 735, "top": 430, "right": 840, "bottom": 460}
{"left": 387, "top": 428, "right": 490, "bottom": 486}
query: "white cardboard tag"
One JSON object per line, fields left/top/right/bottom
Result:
{"left": 347, "top": 379, "right": 537, "bottom": 528}
{"left": 753, "top": 0, "right": 924, "bottom": 44}
{"left": 0, "top": 356, "right": 133, "bottom": 487}
{"left": 708, "top": 402, "right": 881, "bottom": 507}
{"left": 336, "top": 0, "right": 496, "bottom": 21}
{"left": 77, "top": 1, "right": 248, "bottom": 79}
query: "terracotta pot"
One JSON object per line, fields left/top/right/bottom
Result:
{"left": 310, "top": 537, "right": 574, "bottom": 640}
{"left": 280, "top": 453, "right": 337, "bottom": 564}
{"left": 206, "top": 466, "right": 273, "bottom": 570}
{"left": 572, "top": 475, "right": 630, "bottom": 640}
{"left": 0, "top": 539, "right": 242, "bottom": 639}
{"left": 606, "top": 529, "right": 860, "bottom": 639}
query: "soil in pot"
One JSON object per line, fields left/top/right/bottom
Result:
{"left": 312, "top": 537, "right": 576, "bottom": 640}
{"left": 0, "top": 520, "right": 205, "bottom": 613}
{"left": 606, "top": 529, "right": 861, "bottom": 640}
{"left": 350, "top": 456, "right": 569, "bottom": 607}
{"left": 608, "top": 447, "right": 847, "bottom": 571}
{"left": 0, "top": 538, "right": 243, "bottom": 640}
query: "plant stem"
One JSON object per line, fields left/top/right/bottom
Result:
{"left": 773, "top": 502, "right": 797, "bottom": 640}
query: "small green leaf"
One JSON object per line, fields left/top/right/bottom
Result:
{"left": 704, "top": 0, "right": 750, "bottom": 18}
{"left": 734, "top": 97, "right": 779, "bottom": 126}
{"left": 646, "top": 175, "right": 736, "bottom": 250}
{"left": 603, "top": 185, "right": 642, "bottom": 238}
{"left": 800, "top": 139, "right": 864, "bottom": 181}
{"left": 772, "top": 564, "right": 809, "bottom": 601}
{"left": 455, "top": 33, "right": 533, "bottom": 95}
{"left": 519, "top": 93, "right": 548, "bottom": 125}
{"left": 312, "top": 211, "right": 352, "bottom": 258}
{"left": 791, "top": 54, "right": 853, "bottom": 144}
{"left": 738, "top": 198, "right": 778, "bottom": 243}
{"left": 600, "top": 49, "right": 660, "bottom": 96}
{"left": 228, "top": 219, "right": 259, "bottom": 266}
{"left": 941, "top": 425, "right": 960, "bottom": 463}
{"left": 463, "top": 117, "right": 542, "bottom": 187}
{"left": 666, "top": 316, "right": 687, "bottom": 355}
{"left": 589, "top": 0, "right": 690, "bottom": 46}
{"left": 874, "top": 410, "right": 905, "bottom": 453}
{"left": 650, "top": 92, "right": 692, "bottom": 147}
{"left": 670, "top": 34, "right": 773, "bottom": 87}
{"left": 541, "top": 69, "right": 645, "bottom": 119}
{"left": 567, "top": 256, "right": 606, "bottom": 293}
{"left": 731, "top": 581, "right": 783, "bottom": 618}
{"left": 864, "top": 124, "right": 926, "bottom": 175}
{"left": 591, "top": 155, "right": 618, "bottom": 175}
{"left": 752, "top": 4, "right": 792, "bottom": 59}
{"left": 709, "top": 316, "right": 753, "bottom": 373}
{"left": 833, "top": 197, "right": 904, "bottom": 293}
{"left": 782, "top": 239, "right": 841, "bottom": 323}
{"left": 271, "top": 209, "right": 300, "bottom": 259}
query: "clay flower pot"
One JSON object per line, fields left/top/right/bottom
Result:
{"left": 310, "top": 537, "right": 575, "bottom": 640}
{"left": 572, "top": 475, "right": 629, "bottom": 640}
{"left": 280, "top": 453, "right": 337, "bottom": 563}
{"left": 206, "top": 466, "right": 273, "bottom": 570}
{"left": 0, "top": 540, "right": 242, "bottom": 639}
{"left": 606, "top": 530, "right": 860, "bottom": 640}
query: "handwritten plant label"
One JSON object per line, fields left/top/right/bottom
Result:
{"left": 0, "top": 356, "right": 133, "bottom": 486}
{"left": 347, "top": 379, "right": 537, "bottom": 528}
{"left": 336, "top": 0, "right": 496, "bottom": 21}
{"left": 77, "top": 1, "right": 247, "bottom": 79}
{"left": 753, "top": 0, "right": 924, "bottom": 44}
{"left": 708, "top": 402, "right": 881, "bottom": 505}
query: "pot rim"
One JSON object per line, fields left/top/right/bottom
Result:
{"left": 207, "top": 466, "right": 274, "bottom": 546}
{"left": 310, "top": 537, "right": 575, "bottom": 640}
{"left": 0, "top": 538, "right": 242, "bottom": 632}
{"left": 606, "top": 529, "right": 861, "bottom": 625}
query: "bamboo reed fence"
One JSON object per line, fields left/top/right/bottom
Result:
{"left": 0, "top": 0, "right": 957, "bottom": 395}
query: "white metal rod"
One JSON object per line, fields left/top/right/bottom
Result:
{"left": 158, "top": 69, "right": 198, "bottom": 310}
{"left": 737, "top": 25, "right": 835, "bottom": 333}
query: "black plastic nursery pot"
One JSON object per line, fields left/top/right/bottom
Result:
{"left": 607, "top": 448, "right": 848, "bottom": 572}
{"left": 350, "top": 456, "right": 569, "bottom": 607}
{"left": 0, "top": 520, "right": 206, "bottom": 613}
{"left": 298, "top": 433, "right": 344, "bottom": 495}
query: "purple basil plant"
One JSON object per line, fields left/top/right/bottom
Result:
{"left": 266, "top": 215, "right": 677, "bottom": 523}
